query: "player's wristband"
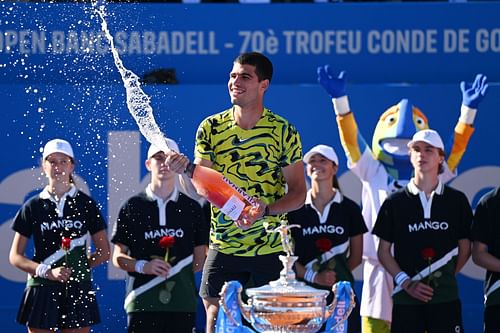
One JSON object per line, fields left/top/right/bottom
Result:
{"left": 264, "top": 205, "right": 270, "bottom": 217}
{"left": 394, "top": 271, "right": 410, "bottom": 287}
{"left": 135, "top": 260, "right": 148, "bottom": 274}
{"left": 304, "top": 269, "right": 317, "bottom": 283}
{"left": 35, "top": 263, "right": 51, "bottom": 278}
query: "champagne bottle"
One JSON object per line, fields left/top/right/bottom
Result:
{"left": 184, "top": 163, "right": 258, "bottom": 226}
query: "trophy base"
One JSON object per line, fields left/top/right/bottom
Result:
{"left": 251, "top": 310, "right": 324, "bottom": 333}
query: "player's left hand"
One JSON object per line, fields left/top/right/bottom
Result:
{"left": 235, "top": 198, "right": 266, "bottom": 230}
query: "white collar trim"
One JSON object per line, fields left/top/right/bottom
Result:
{"left": 39, "top": 184, "right": 78, "bottom": 200}
{"left": 407, "top": 178, "right": 444, "bottom": 195}
{"left": 306, "top": 188, "right": 343, "bottom": 224}
{"left": 407, "top": 179, "right": 444, "bottom": 219}
{"left": 146, "top": 184, "right": 179, "bottom": 204}
{"left": 146, "top": 185, "right": 179, "bottom": 227}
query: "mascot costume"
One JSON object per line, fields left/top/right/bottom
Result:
{"left": 317, "top": 66, "right": 488, "bottom": 333}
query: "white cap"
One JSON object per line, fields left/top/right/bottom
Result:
{"left": 42, "top": 139, "right": 74, "bottom": 160}
{"left": 407, "top": 129, "right": 444, "bottom": 150}
{"left": 303, "top": 144, "right": 339, "bottom": 165}
{"left": 147, "top": 138, "right": 180, "bottom": 159}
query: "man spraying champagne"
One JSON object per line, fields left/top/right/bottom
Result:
{"left": 167, "top": 52, "right": 307, "bottom": 333}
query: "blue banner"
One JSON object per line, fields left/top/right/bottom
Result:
{"left": 1, "top": 2, "right": 500, "bottom": 84}
{"left": 216, "top": 281, "right": 253, "bottom": 333}
{"left": 324, "top": 281, "right": 352, "bottom": 333}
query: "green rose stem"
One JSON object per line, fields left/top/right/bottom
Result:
{"left": 159, "top": 236, "right": 176, "bottom": 263}
{"left": 421, "top": 247, "right": 436, "bottom": 286}
{"left": 61, "top": 237, "right": 71, "bottom": 298}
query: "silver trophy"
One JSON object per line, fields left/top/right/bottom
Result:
{"left": 220, "top": 223, "right": 355, "bottom": 333}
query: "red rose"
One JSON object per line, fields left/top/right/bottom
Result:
{"left": 61, "top": 237, "right": 72, "bottom": 297}
{"left": 421, "top": 247, "right": 436, "bottom": 261}
{"left": 159, "top": 236, "right": 176, "bottom": 249}
{"left": 421, "top": 247, "right": 437, "bottom": 286}
{"left": 159, "top": 236, "right": 176, "bottom": 262}
{"left": 61, "top": 237, "right": 72, "bottom": 251}
{"left": 315, "top": 238, "right": 333, "bottom": 253}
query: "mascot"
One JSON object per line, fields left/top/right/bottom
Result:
{"left": 317, "top": 66, "right": 488, "bottom": 333}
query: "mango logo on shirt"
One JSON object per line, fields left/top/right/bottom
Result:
{"left": 144, "top": 227, "right": 184, "bottom": 240}
{"left": 40, "top": 219, "right": 84, "bottom": 233}
{"left": 302, "top": 225, "right": 345, "bottom": 236}
{"left": 408, "top": 220, "right": 449, "bottom": 233}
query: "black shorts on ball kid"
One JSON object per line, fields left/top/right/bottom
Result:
{"left": 16, "top": 280, "right": 101, "bottom": 330}
{"left": 128, "top": 311, "right": 196, "bottom": 333}
{"left": 391, "top": 299, "right": 463, "bottom": 333}
{"left": 484, "top": 304, "right": 500, "bottom": 333}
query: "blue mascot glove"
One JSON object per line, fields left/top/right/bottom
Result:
{"left": 317, "top": 65, "right": 347, "bottom": 99}
{"left": 460, "top": 74, "right": 488, "bottom": 109}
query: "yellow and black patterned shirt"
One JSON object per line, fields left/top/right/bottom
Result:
{"left": 195, "top": 107, "right": 302, "bottom": 256}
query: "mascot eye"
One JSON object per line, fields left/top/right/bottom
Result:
{"left": 385, "top": 116, "right": 397, "bottom": 125}
{"left": 414, "top": 116, "right": 426, "bottom": 129}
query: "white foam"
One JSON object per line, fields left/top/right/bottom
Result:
{"left": 96, "top": 5, "right": 171, "bottom": 153}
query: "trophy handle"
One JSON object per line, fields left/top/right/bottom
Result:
{"left": 324, "top": 282, "right": 356, "bottom": 331}
{"left": 219, "top": 282, "right": 252, "bottom": 325}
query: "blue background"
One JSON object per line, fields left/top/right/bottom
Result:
{"left": 1, "top": 2, "right": 500, "bottom": 332}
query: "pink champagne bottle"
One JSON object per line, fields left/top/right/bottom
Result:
{"left": 185, "top": 163, "right": 258, "bottom": 227}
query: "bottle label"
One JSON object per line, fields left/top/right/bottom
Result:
{"left": 222, "top": 176, "right": 256, "bottom": 206}
{"left": 220, "top": 195, "right": 245, "bottom": 221}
